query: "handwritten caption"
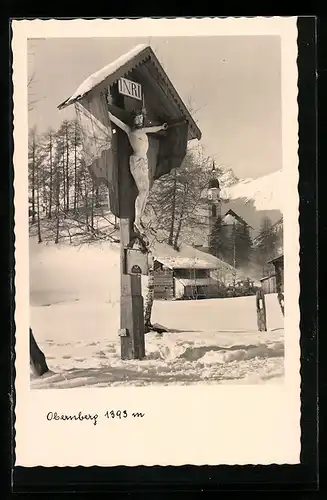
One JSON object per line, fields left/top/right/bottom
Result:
{"left": 46, "top": 410, "right": 145, "bottom": 426}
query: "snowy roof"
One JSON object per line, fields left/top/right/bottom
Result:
{"left": 58, "top": 44, "right": 201, "bottom": 141}
{"left": 152, "top": 240, "right": 232, "bottom": 270}
{"left": 210, "top": 264, "right": 253, "bottom": 284}
{"left": 157, "top": 257, "right": 216, "bottom": 270}
{"left": 267, "top": 253, "right": 283, "bottom": 264}
{"left": 175, "top": 278, "right": 216, "bottom": 287}
{"left": 221, "top": 209, "right": 252, "bottom": 228}
{"left": 222, "top": 213, "right": 237, "bottom": 225}
{"left": 253, "top": 217, "right": 283, "bottom": 245}
{"left": 260, "top": 274, "right": 276, "bottom": 281}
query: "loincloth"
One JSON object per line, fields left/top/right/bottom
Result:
{"left": 129, "top": 155, "right": 150, "bottom": 187}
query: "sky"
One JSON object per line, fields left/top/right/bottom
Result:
{"left": 28, "top": 35, "right": 282, "bottom": 180}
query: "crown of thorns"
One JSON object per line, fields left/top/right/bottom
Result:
{"left": 131, "top": 108, "right": 147, "bottom": 117}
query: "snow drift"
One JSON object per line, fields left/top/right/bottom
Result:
{"left": 29, "top": 237, "right": 284, "bottom": 389}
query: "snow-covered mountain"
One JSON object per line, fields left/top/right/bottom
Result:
{"left": 219, "top": 169, "right": 283, "bottom": 235}
{"left": 219, "top": 168, "right": 240, "bottom": 188}
{"left": 220, "top": 170, "right": 283, "bottom": 213}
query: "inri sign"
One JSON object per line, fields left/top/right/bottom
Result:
{"left": 118, "top": 77, "right": 142, "bottom": 101}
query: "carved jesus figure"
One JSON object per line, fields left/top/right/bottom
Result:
{"left": 108, "top": 110, "right": 168, "bottom": 233}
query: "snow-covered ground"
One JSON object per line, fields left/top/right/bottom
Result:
{"left": 29, "top": 238, "right": 284, "bottom": 389}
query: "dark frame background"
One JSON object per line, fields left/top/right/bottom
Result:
{"left": 1, "top": 14, "right": 319, "bottom": 495}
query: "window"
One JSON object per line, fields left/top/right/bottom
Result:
{"left": 212, "top": 205, "right": 217, "bottom": 218}
{"left": 195, "top": 269, "right": 209, "bottom": 279}
{"left": 175, "top": 269, "right": 209, "bottom": 279}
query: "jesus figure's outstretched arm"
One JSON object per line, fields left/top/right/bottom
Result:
{"left": 142, "top": 123, "right": 168, "bottom": 134}
{"left": 108, "top": 111, "right": 131, "bottom": 135}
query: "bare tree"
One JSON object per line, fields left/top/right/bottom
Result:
{"left": 65, "top": 121, "right": 70, "bottom": 211}
{"left": 90, "top": 179, "right": 95, "bottom": 232}
{"left": 73, "top": 120, "right": 82, "bottom": 211}
{"left": 27, "top": 41, "right": 39, "bottom": 112}
{"left": 147, "top": 146, "right": 214, "bottom": 250}
{"left": 48, "top": 130, "right": 54, "bottom": 219}
{"left": 167, "top": 168, "right": 177, "bottom": 245}
{"left": 28, "top": 129, "right": 37, "bottom": 224}
{"left": 36, "top": 155, "right": 42, "bottom": 243}
{"left": 141, "top": 144, "right": 219, "bottom": 328}
{"left": 53, "top": 136, "right": 62, "bottom": 244}
{"left": 29, "top": 127, "right": 48, "bottom": 227}
{"left": 28, "top": 72, "right": 38, "bottom": 112}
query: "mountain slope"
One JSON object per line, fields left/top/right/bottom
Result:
{"left": 219, "top": 168, "right": 240, "bottom": 188}
{"left": 220, "top": 169, "right": 283, "bottom": 234}
{"left": 220, "top": 170, "right": 282, "bottom": 212}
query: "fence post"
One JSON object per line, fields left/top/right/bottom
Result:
{"left": 277, "top": 292, "right": 285, "bottom": 316}
{"left": 256, "top": 289, "right": 267, "bottom": 331}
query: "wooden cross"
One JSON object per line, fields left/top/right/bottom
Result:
{"left": 109, "top": 84, "right": 146, "bottom": 360}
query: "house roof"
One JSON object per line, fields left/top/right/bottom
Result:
{"left": 221, "top": 209, "right": 253, "bottom": 228}
{"left": 175, "top": 278, "right": 217, "bottom": 287}
{"left": 57, "top": 44, "right": 201, "bottom": 142}
{"left": 271, "top": 216, "right": 283, "bottom": 230}
{"left": 156, "top": 256, "right": 217, "bottom": 270}
{"left": 260, "top": 274, "right": 276, "bottom": 281}
{"left": 253, "top": 216, "right": 283, "bottom": 244}
{"left": 152, "top": 240, "right": 233, "bottom": 271}
{"left": 267, "top": 254, "right": 284, "bottom": 264}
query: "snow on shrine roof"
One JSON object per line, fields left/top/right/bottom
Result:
{"left": 59, "top": 44, "right": 148, "bottom": 108}
{"left": 58, "top": 44, "right": 201, "bottom": 141}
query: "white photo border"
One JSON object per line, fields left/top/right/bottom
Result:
{"left": 13, "top": 17, "right": 300, "bottom": 467}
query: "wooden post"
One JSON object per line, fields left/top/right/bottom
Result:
{"left": 119, "top": 219, "right": 145, "bottom": 359}
{"left": 274, "top": 258, "right": 284, "bottom": 317}
{"left": 144, "top": 252, "right": 155, "bottom": 333}
{"left": 30, "top": 328, "right": 49, "bottom": 376}
{"left": 277, "top": 292, "right": 284, "bottom": 316}
{"left": 108, "top": 83, "right": 147, "bottom": 360}
{"left": 256, "top": 289, "right": 267, "bottom": 331}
